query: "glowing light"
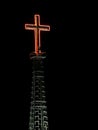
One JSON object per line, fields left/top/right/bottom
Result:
{"left": 25, "top": 14, "right": 50, "bottom": 55}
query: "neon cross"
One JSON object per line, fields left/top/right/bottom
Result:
{"left": 25, "top": 14, "right": 50, "bottom": 55}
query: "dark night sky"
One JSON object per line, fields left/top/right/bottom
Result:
{"left": 0, "top": 0, "right": 95, "bottom": 130}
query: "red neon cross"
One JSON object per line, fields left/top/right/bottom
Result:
{"left": 25, "top": 14, "right": 50, "bottom": 55}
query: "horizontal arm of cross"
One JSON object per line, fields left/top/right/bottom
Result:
{"left": 25, "top": 24, "right": 50, "bottom": 31}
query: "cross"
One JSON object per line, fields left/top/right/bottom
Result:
{"left": 25, "top": 14, "right": 50, "bottom": 55}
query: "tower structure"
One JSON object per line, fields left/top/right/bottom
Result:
{"left": 25, "top": 14, "right": 50, "bottom": 130}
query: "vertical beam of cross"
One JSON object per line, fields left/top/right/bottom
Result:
{"left": 25, "top": 14, "right": 50, "bottom": 55}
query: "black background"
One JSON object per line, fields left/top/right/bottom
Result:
{"left": 0, "top": 0, "right": 95, "bottom": 130}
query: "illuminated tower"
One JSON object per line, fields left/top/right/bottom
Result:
{"left": 25, "top": 14, "right": 50, "bottom": 130}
